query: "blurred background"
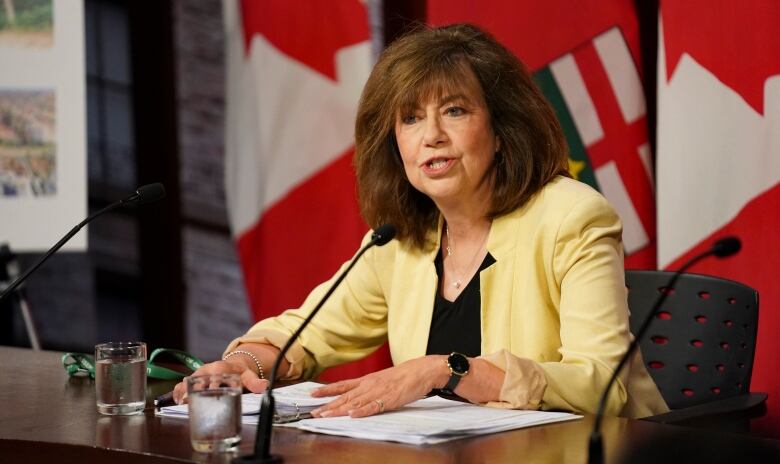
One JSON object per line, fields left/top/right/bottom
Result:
{"left": 0, "top": 0, "right": 426, "bottom": 361}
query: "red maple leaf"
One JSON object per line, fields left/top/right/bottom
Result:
{"left": 662, "top": 0, "right": 780, "bottom": 115}
{"left": 240, "top": 0, "right": 369, "bottom": 81}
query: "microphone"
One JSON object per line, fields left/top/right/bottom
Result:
{"left": 129, "top": 182, "right": 167, "bottom": 205}
{"left": 233, "top": 224, "right": 397, "bottom": 464}
{"left": 712, "top": 236, "right": 741, "bottom": 257}
{"left": 370, "top": 223, "right": 396, "bottom": 246}
{"left": 0, "top": 183, "right": 166, "bottom": 304}
{"left": 587, "top": 236, "right": 742, "bottom": 464}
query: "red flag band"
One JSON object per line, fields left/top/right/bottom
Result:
{"left": 657, "top": 0, "right": 780, "bottom": 434}
{"left": 224, "top": 0, "right": 390, "bottom": 381}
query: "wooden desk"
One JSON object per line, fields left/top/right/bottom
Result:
{"left": 1, "top": 346, "right": 778, "bottom": 463}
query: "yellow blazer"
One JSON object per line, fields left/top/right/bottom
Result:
{"left": 227, "top": 176, "right": 668, "bottom": 418}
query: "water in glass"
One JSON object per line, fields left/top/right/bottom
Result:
{"left": 95, "top": 341, "right": 147, "bottom": 415}
{"left": 189, "top": 387, "right": 242, "bottom": 452}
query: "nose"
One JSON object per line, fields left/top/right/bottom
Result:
{"left": 422, "top": 115, "right": 447, "bottom": 147}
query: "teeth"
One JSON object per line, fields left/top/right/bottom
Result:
{"left": 428, "top": 159, "right": 447, "bottom": 169}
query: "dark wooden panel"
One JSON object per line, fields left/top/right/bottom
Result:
{"left": 126, "top": 0, "right": 185, "bottom": 350}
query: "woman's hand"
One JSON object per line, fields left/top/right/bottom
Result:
{"left": 172, "top": 352, "right": 272, "bottom": 404}
{"left": 309, "top": 355, "right": 449, "bottom": 418}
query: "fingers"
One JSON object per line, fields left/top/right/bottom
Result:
{"left": 311, "top": 378, "right": 359, "bottom": 397}
{"left": 208, "top": 378, "right": 223, "bottom": 390}
{"left": 315, "top": 393, "right": 389, "bottom": 418}
{"left": 349, "top": 398, "right": 385, "bottom": 418}
{"left": 311, "top": 360, "right": 437, "bottom": 418}
{"left": 312, "top": 387, "right": 391, "bottom": 418}
{"left": 172, "top": 359, "right": 265, "bottom": 404}
{"left": 311, "top": 379, "right": 362, "bottom": 416}
{"left": 310, "top": 392, "right": 352, "bottom": 417}
{"left": 241, "top": 369, "right": 269, "bottom": 393}
{"left": 172, "top": 380, "right": 188, "bottom": 405}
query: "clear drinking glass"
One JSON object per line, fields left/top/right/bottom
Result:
{"left": 95, "top": 341, "right": 147, "bottom": 415}
{"left": 187, "top": 373, "right": 242, "bottom": 453}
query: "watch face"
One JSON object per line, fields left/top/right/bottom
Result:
{"left": 448, "top": 352, "right": 469, "bottom": 375}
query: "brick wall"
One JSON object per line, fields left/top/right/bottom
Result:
{"left": 172, "top": 0, "right": 251, "bottom": 361}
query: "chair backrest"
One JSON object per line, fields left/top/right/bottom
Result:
{"left": 625, "top": 270, "right": 759, "bottom": 410}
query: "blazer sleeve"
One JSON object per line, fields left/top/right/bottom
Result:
{"left": 481, "top": 193, "right": 631, "bottom": 415}
{"left": 224, "top": 231, "right": 390, "bottom": 380}
{"left": 542, "top": 193, "right": 630, "bottom": 415}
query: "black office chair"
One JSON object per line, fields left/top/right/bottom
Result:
{"left": 625, "top": 270, "right": 767, "bottom": 430}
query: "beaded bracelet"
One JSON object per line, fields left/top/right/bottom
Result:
{"left": 223, "top": 350, "right": 266, "bottom": 379}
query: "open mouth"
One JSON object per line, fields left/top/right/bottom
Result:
{"left": 427, "top": 159, "right": 449, "bottom": 169}
{"left": 420, "top": 157, "right": 454, "bottom": 175}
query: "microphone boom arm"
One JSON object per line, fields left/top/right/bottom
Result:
{"left": 0, "top": 201, "right": 122, "bottom": 303}
{"left": 0, "top": 183, "right": 166, "bottom": 303}
{"left": 236, "top": 225, "right": 396, "bottom": 464}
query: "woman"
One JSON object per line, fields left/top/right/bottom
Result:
{"left": 174, "top": 24, "right": 667, "bottom": 419}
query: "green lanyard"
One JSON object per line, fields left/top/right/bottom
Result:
{"left": 62, "top": 348, "right": 204, "bottom": 380}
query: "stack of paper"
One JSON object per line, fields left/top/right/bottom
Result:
{"left": 292, "top": 396, "right": 580, "bottom": 445}
{"left": 158, "top": 382, "right": 581, "bottom": 444}
{"left": 157, "top": 382, "right": 335, "bottom": 422}
{"left": 247, "top": 382, "right": 336, "bottom": 417}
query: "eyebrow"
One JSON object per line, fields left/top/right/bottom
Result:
{"left": 438, "top": 93, "right": 471, "bottom": 106}
{"left": 406, "top": 93, "right": 471, "bottom": 110}
{"left": 398, "top": 91, "right": 474, "bottom": 116}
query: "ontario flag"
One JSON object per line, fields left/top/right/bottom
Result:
{"left": 428, "top": 0, "right": 656, "bottom": 269}
{"left": 222, "top": 0, "right": 391, "bottom": 380}
{"left": 657, "top": 0, "right": 780, "bottom": 434}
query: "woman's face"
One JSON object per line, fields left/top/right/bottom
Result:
{"left": 393, "top": 72, "right": 499, "bottom": 212}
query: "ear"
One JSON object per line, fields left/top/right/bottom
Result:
{"left": 494, "top": 135, "right": 501, "bottom": 152}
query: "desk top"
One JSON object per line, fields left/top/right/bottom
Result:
{"left": 1, "top": 346, "right": 778, "bottom": 464}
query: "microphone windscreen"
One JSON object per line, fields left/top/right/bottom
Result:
{"left": 712, "top": 236, "right": 741, "bottom": 257}
{"left": 135, "top": 183, "right": 166, "bottom": 205}
{"left": 371, "top": 224, "right": 397, "bottom": 246}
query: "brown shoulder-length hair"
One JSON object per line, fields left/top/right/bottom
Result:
{"left": 354, "top": 23, "right": 569, "bottom": 249}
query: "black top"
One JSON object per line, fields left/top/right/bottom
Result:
{"left": 425, "top": 249, "right": 495, "bottom": 358}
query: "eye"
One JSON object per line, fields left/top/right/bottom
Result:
{"left": 444, "top": 106, "right": 465, "bottom": 117}
{"left": 400, "top": 114, "right": 419, "bottom": 125}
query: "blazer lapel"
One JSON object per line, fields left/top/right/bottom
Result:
{"left": 387, "top": 219, "right": 442, "bottom": 363}
{"left": 481, "top": 211, "right": 519, "bottom": 355}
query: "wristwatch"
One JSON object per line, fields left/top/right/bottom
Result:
{"left": 441, "top": 352, "right": 470, "bottom": 395}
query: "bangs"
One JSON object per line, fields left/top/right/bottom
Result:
{"left": 393, "top": 58, "right": 481, "bottom": 117}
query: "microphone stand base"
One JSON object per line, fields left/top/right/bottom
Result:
{"left": 232, "top": 454, "right": 283, "bottom": 464}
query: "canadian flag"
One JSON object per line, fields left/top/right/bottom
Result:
{"left": 657, "top": 0, "right": 780, "bottom": 433}
{"left": 223, "top": 0, "right": 390, "bottom": 380}
{"left": 428, "top": 0, "right": 656, "bottom": 268}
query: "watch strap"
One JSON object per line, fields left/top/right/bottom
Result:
{"left": 442, "top": 372, "right": 463, "bottom": 395}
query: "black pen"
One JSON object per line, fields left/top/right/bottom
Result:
{"left": 154, "top": 391, "right": 176, "bottom": 408}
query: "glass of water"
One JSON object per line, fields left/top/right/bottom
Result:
{"left": 95, "top": 341, "right": 147, "bottom": 415}
{"left": 187, "top": 373, "right": 242, "bottom": 453}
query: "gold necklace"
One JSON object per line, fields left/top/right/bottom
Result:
{"left": 445, "top": 224, "right": 489, "bottom": 289}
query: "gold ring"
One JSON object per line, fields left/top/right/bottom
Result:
{"left": 374, "top": 399, "right": 385, "bottom": 413}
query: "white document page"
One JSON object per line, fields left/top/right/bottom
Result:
{"left": 157, "top": 382, "right": 335, "bottom": 418}
{"left": 158, "top": 387, "right": 580, "bottom": 444}
{"left": 241, "top": 381, "right": 336, "bottom": 414}
{"left": 290, "top": 396, "right": 580, "bottom": 444}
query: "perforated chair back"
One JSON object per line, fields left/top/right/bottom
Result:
{"left": 625, "top": 270, "right": 759, "bottom": 410}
